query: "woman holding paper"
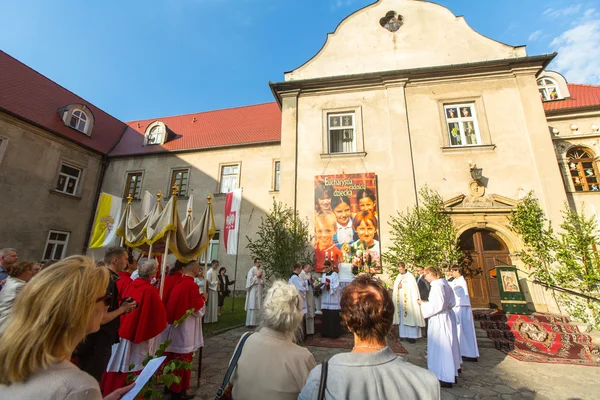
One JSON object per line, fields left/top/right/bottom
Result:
{"left": 0, "top": 256, "right": 133, "bottom": 399}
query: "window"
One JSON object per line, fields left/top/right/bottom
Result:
{"left": 567, "top": 148, "right": 600, "bottom": 192}
{"left": 200, "top": 231, "right": 220, "bottom": 263}
{"left": 69, "top": 109, "right": 89, "bottom": 133}
{"left": 56, "top": 163, "right": 82, "bottom": 195}
{"left": 220, "top": 164, "right": 240, "bottom": 193}
{"left": 273, "top": 161, "right": 281, "bottom": 191}
{"left": 124, "top": 172, "right": 143, "bottom": 199}
{"left": 444, "top": 104, "right": 481, "bottom": 147}
{"left": 170, "top": 169, "right": 190, "bottom": 197}
{"left": 43, "top": 230, "right": 69, "bottom": 260}
{"left": 537, "top": 78, "right": 560, "bottom": 101}
{"left": 146, "top": 125, "right": 164, "bottom": 145}
{"left": 328, "top": 113, "right": 356, "bottom": 153}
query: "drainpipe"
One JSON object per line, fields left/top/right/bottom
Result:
{"left": 403, "top": 82, "right": 419, "bottom": 206}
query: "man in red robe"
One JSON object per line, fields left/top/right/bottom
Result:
{"left": 163, "top": 260, "right": 205, "bottom": 400}
{"left": 162, "top": 261, "right": 185, "bottom": 305}
{"left": 101, "top": 258, "right": 167, "bottom": 395}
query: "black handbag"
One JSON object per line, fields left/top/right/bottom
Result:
{"left": 318, "top": 359, "right": 328, "bottom": 400}
{"left": 215, "top": 332, "right": 253, "bottom": 400}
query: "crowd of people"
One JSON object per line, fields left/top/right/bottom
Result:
{"left": 0, "top": 244, "right": 480, "bottom": 399}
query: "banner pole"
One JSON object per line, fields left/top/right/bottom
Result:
{"left": 148, "top": 243, "right": 153, "bottom": 260}
{"left": 159, "top": 235, "right": 170, "bottom": 300}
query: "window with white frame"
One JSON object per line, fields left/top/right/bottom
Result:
{"left": 146, "top": 125, "right": 164, "bottom": 145}
{"left": 124, "top": 172, "right": 143, "bottom": 199}
{"left": 56, "top": 163, "right": 82, "bottom": 195}
{"left": 69, "top": 109, "right": 89, "bottom": 133}
{"left": 273, "top": 161, "right": 280, "bottom": 191}
{"left": 170, "top": 169, "right": 190, "bottom": 197}
{"left": 328, "top": 113, "right": 356, "bottom": 154}
{"left": 537, "top": 78, "right": 560, "bottom": 101}
{"left": 200, "top": 231, "right": 220, "bottom": 263}
{"left": 444, "top": 104, "right": 481, "bottom": 147}
{"left": 220, "top": 164, "right": 239, "bottom": 193}
{"left": 43, "top": 230, "right": 70, "bottom": 260}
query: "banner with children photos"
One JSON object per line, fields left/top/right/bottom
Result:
{"left": 313, "top": 173, "right": 382, "bottom": 274}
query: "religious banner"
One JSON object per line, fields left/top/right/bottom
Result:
{"left": 89, "top": 193, "right": 122, "bottom": 249}
{"left": 224, "top": 188, "right": 242, "bottom": 255}
{"left": 313, "top": 173, "right": 381, "bottom": 274}
{"left": 495, "top": 266, "right": 530, "bottom": 314}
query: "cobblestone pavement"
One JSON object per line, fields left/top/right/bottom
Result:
{"left": 187, "top": 326, "right": 600, "bottom": 400}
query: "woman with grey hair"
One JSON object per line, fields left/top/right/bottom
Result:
{"left": 228, "top": 281, "right": 316, "bottom": 400}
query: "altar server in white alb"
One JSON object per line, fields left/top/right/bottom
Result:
{"left": 204, "top": 260, "right": 220, "bottom": 323}
{"left": 289, "top": 263, "right": 308, "bottom": 337}
{"left": 320, "top": 261, "right": 341, "bottom": 338}
{"left": 300, "top": 263, "right": 315, "bottom": 335}
{"left": 418, "top": 266, "right": 461, "bottom": 388}
{"left": 449, "top": 265, "right": 479, "bottom": 362}
{"left": 392, "top": 262, "right": 425, "bottom": 343}
{"left": 245, "top": 258, "right": 264, "bottom": 327}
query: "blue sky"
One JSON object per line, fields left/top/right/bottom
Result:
{"left": 1, "top": 0, "right": 599, "bottom": 122}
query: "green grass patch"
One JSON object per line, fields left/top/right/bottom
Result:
{"left": 204, "top": 296, "right": 246, "bottom": 336}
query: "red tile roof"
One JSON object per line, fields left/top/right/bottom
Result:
{"left": 110, "top": 102, "right": 282, "bottom": 157}
{"left": 543, "top": 84, "right": 600, "bottom": 113}
{"left": 0, "top": 51, "right": 127, "bottom": 154}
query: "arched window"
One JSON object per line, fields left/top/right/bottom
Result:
{"left": 537, "top": 78, "right": 560, "bottom": 101}
{"left": 69, "top": 109, "right": 89, "bottom": 133}
{"left": 146, "top": 125, "right": 164, "bottom": 145}
{"left": 567, "top": 147, "right": 600, "bottom": 192}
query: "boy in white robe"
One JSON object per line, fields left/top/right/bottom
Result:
{"left": 204, "top": 260, "right": 219, "bottom": 323}
{"left": 418, "top": 266, "right": 461, "bottom": 388}
{"left": 392, "top": 262, "right": 425, "bottom": 343}
{"left": 245, "top": 258, "right": 263, "bottom": 327}
{"left": 450, "top": 265, "right": 479, "bottom": 361}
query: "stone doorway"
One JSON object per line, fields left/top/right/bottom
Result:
{"left": 459, "top": 228, "right": 512, "bottom": 309}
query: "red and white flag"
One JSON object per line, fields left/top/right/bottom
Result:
{"left": 224, "top": 188, "right": 242, "bottom": 255}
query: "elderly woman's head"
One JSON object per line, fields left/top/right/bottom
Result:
{"left": 340, "top": 275, "right": 394, "bottom": 345}
{"left": 261, "top": 280, "right": 303, "bottom": 340}
{"left": 0, "top": 256, "right": 108, "bottom": 384}
{"left": 138, "top": 259, "right": 159, "bottom": 279}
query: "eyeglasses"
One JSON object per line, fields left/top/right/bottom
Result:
{"left": 96, "top": 293, "right": 113, "bottom": 307}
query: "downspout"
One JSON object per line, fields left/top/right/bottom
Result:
{"left": 403, "top": 82, "right": 419, "bottom": 206}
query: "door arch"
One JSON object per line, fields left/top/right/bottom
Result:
{"left": 459, "top": 228, "right": 512, "bottom": 309}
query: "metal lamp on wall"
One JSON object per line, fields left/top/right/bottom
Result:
{"left": 470, "top": 164, "right": 483, "bottom": 184}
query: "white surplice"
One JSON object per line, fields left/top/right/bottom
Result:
{"left": 420, "top": 279, "right": 461, "bottom": 383}
{"left": 449, "top": 276, "right": 480, "bottom": 359}
{"left": 392, "top": 272, "right": 425, "bottom": 339}
{"left": 288, "top": 273, "right": 308, "bottom": 315}
{"left": 321, "top": 271, "right": 340, "bottom": 310}
{"left": 106, "top": 337, "right": 159, "bottom": 373}
{"left": 165, "top": 305, "right": 206, "bottom": 354}
{"left": 204, "top": 267, "right": 219, "bottom": 323}
{"left": 245, "top": 266, "right": 263, "bottom": 326}
{"left": 299, "top": 270, "right": 315, "bottom": 334}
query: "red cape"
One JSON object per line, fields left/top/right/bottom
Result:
{"left": 161, "top": 272, "right": 183, "bottom": 305}
{"left": 165, "top": 276, "right": 205, "bottom": 324}
{"left": 116, "top": 271, "right": 133, "bottom": 298}
{"left": 119, "top": 279, "right": 167, "bottom": 344}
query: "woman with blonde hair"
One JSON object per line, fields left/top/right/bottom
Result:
{"left": 0, "top": 260, "right": 36, "bottom": 333}
{"left": 229, "top": 280, "right": 317, "bottom": 400}
{"left": 0, "top": 256, "right": 133, "bottom": 399}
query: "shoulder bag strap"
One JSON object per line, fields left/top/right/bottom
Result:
{"left": 318, "top": 359, "right": 328, "bottom": 400}
{"left": 215, "top": 331, "right": 252, "bottom": 400}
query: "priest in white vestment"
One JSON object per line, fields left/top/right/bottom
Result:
{"left": 418, "top": 266, "right": 461, "bottom": 388}
{"left": 245, "top": 258, "right": 263, "bottom": 327}
{"left": 450, "top": 265, "right": 479, "bottom": 361}
{"left": 392, "top": 262, "right": 425, "bottom": 343}
{"left": 204, "top": 260, "right": 219, "bottom": 323}
{"left": 320, "top": 261, "right": 341, "bottom": 338}
{"left": 300, "top": 263, "right": 315, "bottom": 335}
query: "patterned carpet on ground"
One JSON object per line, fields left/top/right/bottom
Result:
{"left": 473, "top": 310, "right": 600, "bottom": 367}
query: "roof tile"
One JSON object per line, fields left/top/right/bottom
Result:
{"left": 543, "top": 84, "right": 600, "bottom": 112}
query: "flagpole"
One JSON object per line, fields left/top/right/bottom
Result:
{"left": 231, "top": 188, "right": 242, "bottom": 313}
{"left": 159, "top": 185, "right": 177, "bottom": 300}
{"left": 148, "top": 243, "right": 153, "bottom": 260}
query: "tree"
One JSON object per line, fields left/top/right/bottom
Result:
{"left": 246, "top": 199, "right": 312, "bottom": 280}
{"left": 384, "top": 186, "right": 461, "bottom": 279}
{"left": 509, "top": 192, "right": 600, "bottom": 329}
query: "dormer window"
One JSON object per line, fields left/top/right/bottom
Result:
{"left": 144, "top": 121, "right": 168, "bottom": 146}
{"left": 69, "top": 109, "right": 88, "bottom": 133}
{"left": 537, "top": 78, "right": 561, "bottom": 101}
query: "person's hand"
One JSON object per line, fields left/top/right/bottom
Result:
{"left": 397, "top": 283, "right": 402, "bottom": 289}
{"left": 417, "top": 299, "right": 423, "bottom": 305}
{"left": 103, "top": 383, "right": 135, "bottom": 400}
{"left": 0, "top": 279, "right": 6, "bottom": 287}
{"left": 120, "top": 300, "right": 137, "bottom": 314}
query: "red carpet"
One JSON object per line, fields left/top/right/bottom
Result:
{"left": 303, "top": 331, "right": 408, "bottom": 354}
{"left": 474, "top": 310, "right": 600, "bottom": 367}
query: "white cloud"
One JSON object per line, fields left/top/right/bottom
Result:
{"left": 331, "top": 0, "right": 356, "bottom": 11}
{"left": 543, "top": 5, "right": 583, "bottom": 18}
{"left": 584, "top": 8, "right": 596, "bottom": 16}
{"left": 550, "top": 15, "right": 600, "bottom": 84}
{"left": 528, "top": 29, "right": 543, "bottom": 41}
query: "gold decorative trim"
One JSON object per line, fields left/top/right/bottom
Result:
{"left": 500, "top": 300, "right": 528, "bottom": 305}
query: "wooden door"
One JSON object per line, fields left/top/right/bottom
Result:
{"left": 459, "top": 229, "right": 511, "bottom": 309}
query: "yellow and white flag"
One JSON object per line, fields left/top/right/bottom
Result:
{"left": 89, "top": 193, "right": 123, "bottom": 249}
